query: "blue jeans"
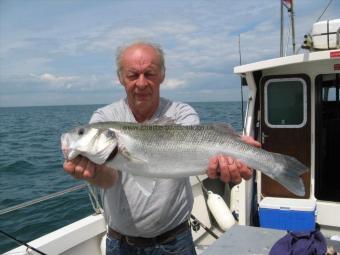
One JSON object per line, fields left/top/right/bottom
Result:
{"left": 106, "top": 229, "right": 197, "bottom": 255}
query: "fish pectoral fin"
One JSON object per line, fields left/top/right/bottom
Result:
{"left": 212, "top": 123, "right": 240, "bottom": 138}
{"left": 119, "top": 145, "right": 147, "bottom": 163}
{"left": 132, "top": 175, "right": 156, "bottom": 197}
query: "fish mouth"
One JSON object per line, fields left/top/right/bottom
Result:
{"left": 61, "top": 132, "right": 118, "bottom": 163}
{"left": 61, "top": 133, "right": 73, "bottom": 160}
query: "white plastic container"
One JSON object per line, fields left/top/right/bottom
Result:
{"left": 207, "top": 191, "right": 236, "bottom": 231}
{"left": 312, "top": 19, "right": 340, "bottom": 49}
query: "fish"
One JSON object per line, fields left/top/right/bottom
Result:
{"left": 61, "top": 119, "right": 308, "bottom": 196}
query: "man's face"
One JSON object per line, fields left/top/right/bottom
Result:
{"left": 119, "top": 45, "right": 164, "bottom": 120}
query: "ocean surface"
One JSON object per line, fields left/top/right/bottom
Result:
{"left": 0, "top": 102, "right": 244, "bottom": 253}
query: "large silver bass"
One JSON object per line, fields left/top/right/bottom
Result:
{"left": 61, "top": 120, "right": 308, "bottom": 196}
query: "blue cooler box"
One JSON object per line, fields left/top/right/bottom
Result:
{"left": 259, "top": 197, "right": 316, "bottom": 231}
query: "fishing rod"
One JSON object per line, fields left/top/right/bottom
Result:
{"left": 195, "top": 176, "right": 236, "bottom": 231}
{"left": 190, "top": 214, "right": 219, "bottom": 239}
{"left": 0, "top": 229, "right": 47, "bottom": 255}
{"left": 192, "top": 178, "right": 218, "bottom": 239}
{"left": 0, "top": 185, "right": 88, "bottom": 254}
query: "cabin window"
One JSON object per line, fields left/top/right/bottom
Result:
{"left": 264, "top": 78, "right": 307, "bottom": 128}
{"left": 321, "top": 74, "right": 340, "bottom": 102}
{"left": 323, "top": 87, "right": 337, "bottom": 101}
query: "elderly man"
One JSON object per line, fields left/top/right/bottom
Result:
{"left": 64, "top": 41, "right": 259, "bottom": 255}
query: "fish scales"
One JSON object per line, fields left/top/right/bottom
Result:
{"left": 61, "top": 122, "right": 309, "bottom": 196}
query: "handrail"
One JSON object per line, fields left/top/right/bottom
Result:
{"left": 0, "top": 183, "right": 87, "bottom": 216}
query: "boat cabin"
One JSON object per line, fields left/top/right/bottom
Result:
{"left": 234, "top": 19, "right": 340, "bottom": 234}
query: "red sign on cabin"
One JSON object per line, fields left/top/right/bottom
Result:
{"left": 330, "top": 51, "right": 340, "bottom": 58}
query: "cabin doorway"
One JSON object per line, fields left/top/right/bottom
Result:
{"left": 259, "top": 75, "right": 311, "bottom": 198}
{"left": 315, "top": 73, "right": 340, "bottom": 202}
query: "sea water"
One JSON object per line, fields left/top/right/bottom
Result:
{"left": 0, "top": 102, "right": 244, "bottom": 252}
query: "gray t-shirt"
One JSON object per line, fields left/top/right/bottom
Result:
{"left": 89, "top": 97, "right": 199, "bottom": 237}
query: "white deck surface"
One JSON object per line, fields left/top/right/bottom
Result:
{"left": 202, "top": 225, "right": 340, "bottom": 255}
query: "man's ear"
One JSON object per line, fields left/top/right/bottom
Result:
{"left": 160, "top": 68, "right": 166, "bottom": 84}
{"left": 117, "top": 71, "right": 124, "bottom": 86}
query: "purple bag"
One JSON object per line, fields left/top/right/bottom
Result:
{"left": 269, "top": 230, "right": 327, "bottom": 255}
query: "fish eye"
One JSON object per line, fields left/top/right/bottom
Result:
{"left": 78, "top": 128, "right": 85, "bottom": 136}
{"left": 106, "top": 129, "right": 115, "bottom": 137}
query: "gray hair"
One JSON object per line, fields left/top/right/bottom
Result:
{"left": 115, "top": 41, "right": 165, "bottom": 78}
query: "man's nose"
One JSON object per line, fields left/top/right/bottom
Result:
{"left": 136, "top": 74, "right": 148, "bottom": 88}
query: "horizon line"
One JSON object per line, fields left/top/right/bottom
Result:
{"left": 0, "top": 100, "right": 246, "bottom": 108}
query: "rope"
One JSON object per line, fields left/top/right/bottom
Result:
{"left": 87, "top": 184, "right": 103, "bottom": 214}
{"left": 0, "top": 183, "right": 87, "bottom": 216}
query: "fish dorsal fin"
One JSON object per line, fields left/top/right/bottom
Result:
{"left": 212, "top": 123, "right": 241, "bottom": 139}
{"left": 145, "top": 116, "right": 178, "bottom": 125}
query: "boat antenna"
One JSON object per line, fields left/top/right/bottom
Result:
{"left": 280, "top": 0, "right": 284, "bottom": 56}
{"left": 297, "top": 0, "right": 334, "bottom": 53}
{"left": 291, "top": 1, "right": 296, "bottom": 54}
{"left": 285, "top": 13, "right": 292, "bottom": 56}
{"left": 316, "top": 0, "right": 333, "bottom": 22}
{"left": 238, "top": 34, "right": 244, "bottom": 130}
{"left": 281, "top": 0, "right": 296, "bottom": 54}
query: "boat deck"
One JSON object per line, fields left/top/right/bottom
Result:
{"left": 201, "top": 225, "right": 340, "bottom": 255}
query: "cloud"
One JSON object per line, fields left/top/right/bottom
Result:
{"left": 1, "top": 72, "right": 118, "bottom": 95}
{"left": 162, "top": 79, "right": 186, "bottom": 90}
{"left": 33, "top": 73, "right": 78, "bottom": 83}
{"left": 1, "top": 0, "right": 338, "bottom": 107}
{"left": 27, "top": 73, "right": 81, "bottom": 90}
{"left": 70, "top": 21, "right": 197, "bottom": 55}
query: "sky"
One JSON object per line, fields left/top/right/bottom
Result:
{"left": 0, "top": 0, "right": 339, "bottom": 107}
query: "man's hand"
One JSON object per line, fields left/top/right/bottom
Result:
{"left": 64, "top": 156, "right": 97, "bottom": 180}
{"left": 207, "top": 135, "right": 261, "bottom": 184}
{"left": 63, "top": 156, "right": 117, "bottom": 188}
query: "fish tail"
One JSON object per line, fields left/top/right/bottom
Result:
{"left": 270, "top": 153, "right": 309, "bottom": 197}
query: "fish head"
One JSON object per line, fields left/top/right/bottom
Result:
{"left": 61, "top": 125, "right": 118, "bottom": 165}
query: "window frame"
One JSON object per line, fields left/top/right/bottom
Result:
{"left": 264, "top": 77, "right": 307, "bottom": 128}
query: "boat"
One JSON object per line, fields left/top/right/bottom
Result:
{"left": 2, "top": 177, "right": 226, "bottom": 255}
{"left": 3, "top": 6, "right": 340, "bottom": 255}
{"left": 233, "top": 26, "right": 340, "bottom": 237}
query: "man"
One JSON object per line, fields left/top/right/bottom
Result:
{"left": 64, "top": 41, "right": 260, "bottom": 255}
